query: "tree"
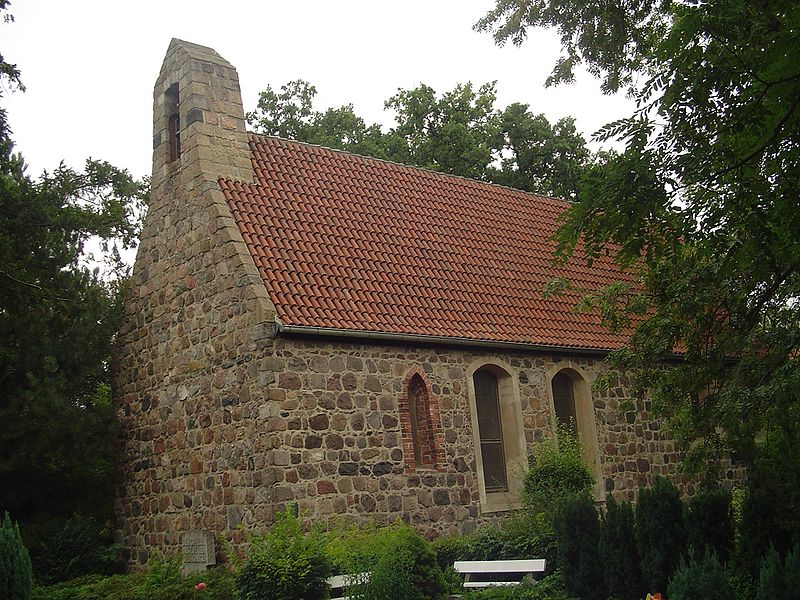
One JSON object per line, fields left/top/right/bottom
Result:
{"left": 599, "top": 495, "right": 644, "bottom": 600}
{"left": 477, "top": 0, "right": 800, "bottom": 477}
{"left": 248, "top": 79, "right": 591, "bottom": 198}
{"left": 0, "top": 1, "right": 148, "bottom": 538}
{"left": 554, "top": 494, "right": 605, "bottom": 600}
{"left": 635, "top": 477, "right": 686, "bottom": 594}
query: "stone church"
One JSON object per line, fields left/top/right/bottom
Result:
{"left": 113, "top": 39, "right": 686, "bottom": 567}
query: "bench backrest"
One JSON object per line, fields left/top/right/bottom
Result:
{"left": 453, "top": 559, "right": 546, "bottom": 574}
{"left": 326, "top": 572, "right": 370, "bottom": 600}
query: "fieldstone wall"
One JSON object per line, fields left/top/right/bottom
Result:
{"left": 116, "top": 322, "right": 725, "bottom": 568}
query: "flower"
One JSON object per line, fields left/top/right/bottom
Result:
{"left": 195, "top": 582, "right": 206, "bottom": 591}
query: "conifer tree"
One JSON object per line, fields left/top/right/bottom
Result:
{"left": 635, "top": 477, "right": 686, "bottom": 594}
{"left": 599, "top": 495, "right": 644, "bottom": 600}
{"left": 0, "top": 512, "right": 32, "bottom": 600}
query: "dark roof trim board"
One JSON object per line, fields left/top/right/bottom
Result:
{"left": 276, "top": 321, "right": 612, "bottom": 356}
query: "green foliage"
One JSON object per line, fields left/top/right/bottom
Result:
{"left": 326, "top": 523, "right": 446, "bottom": 600}
{"left": 0, "top": 512, "right": 32, "bottom": 600}
{"left": 145, "top": 550, "right": 184, "bottom": 588}
{"left": 236, "top": 507, "right": 330, "bottom": 600}
{"left": 685, "top": 487, "right": 734, "bottom": 565}
{"left": 248, "top": 79, "right": 591, "bottom": 199}
{"left": 635, "top": 477, "right": 686, "bottom": 595}
{"left": 0, "top": 2, "right": 149, "bottom": 540}
{"left": 479, "top": 0, "right": 800, "bottom": 507}
{"left": 29, "top": 513, "right": 122, "bottom": 585}
{"left": 668, "top": 552, "right": 737, "bottom": 600}
{"left": 554, "top": 495, "right": 604, "bottom": 600}
{"left": 460, "top": 572, "right": 576, "bottom": 600}
{"left": 30, "top": 567, "right": 235, "bottom": 600}
{"left": 736, "top": 432, "right": 800, "bottom": 579}
{"left": 522, "top": 428, "right": 594, "bottom": 520}
{"left": 756, "top": 547, "right": 784, "bottom": 600}
{"left": 598, "top": 495, "right": 643, "bottom": 600}
{"left": 755, "top": 544, "right": 800, "bottom": 600}
{"left": 432, "top": 515, "right": 557, "bottom": 581}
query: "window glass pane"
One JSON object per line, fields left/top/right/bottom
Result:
{"left": 408, "top": 379, "right": 423, "bottom": 466}
{"left": 473, "top": 369, "right": 508, "bottom": 492}
{"left": 474, "top": 371, "right": 502, "bottom": 440}
{"left": 481, "top": 442, "right": 508, "bottom": 492}
{"left": 552, "top": 372, "right": 577, "bottom": 430}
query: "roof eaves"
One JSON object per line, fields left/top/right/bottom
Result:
{"left": 276, "top": 321, "right": 613, "bottom": 356}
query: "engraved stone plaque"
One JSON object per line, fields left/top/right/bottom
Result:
{"left": 182, "top": 530, "right": 215, "bottom": 574}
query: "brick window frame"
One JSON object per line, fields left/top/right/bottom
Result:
{"left": 399, "top": 368, "right": 446, "bottom": 472}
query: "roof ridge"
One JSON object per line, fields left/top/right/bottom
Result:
{"left": 246, "top": 132, "right": 572, "bottom": 207}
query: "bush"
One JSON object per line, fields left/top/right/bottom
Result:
{"left": 1, "top": 511, "right": 33, "bottom": 600}
{"left": 30, "top": 514, "right": 123, "bottom": 585}
{"left": 433, "top": 516, "right": 556, "bottom": 568}
{"left": 554, "top": 495, "right": 604, "bottom": 600}
{"left": 523, "top": 427, "right": 594, "bottom": 520}
{"left": 236, "top": 506, "right": 331, "bottom": 600}
{"left": 756, "top": 547, "right": 784, "bottom": 600}
{"left": 636, "top": 477, "right": 686, "bottom": 595}
{"left": 598, "top": 495, "right": 644, "bottom": 600}
{"left": 327, "top": 523, "right": 446, "bottom": 600}
{"left": 460, "top": 571, "right": 576, "bottom": 600}
{"left": 736, "top": 426, "right": 800, "bottom": 579}
{"left": 30, "top": 567, "right": 235, "bottom": 600}
{"left": 667, "top": 552, "right": 736, "bottom": 600}
{"left": 756, "top": 543, "right": 800, "bottom": 600}
{"left": 685, "top": 487, "right": 734, "bottom": 565}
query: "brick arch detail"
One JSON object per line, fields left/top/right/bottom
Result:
{"left": 398, "top": 367, "right": 446, "bottom": 472}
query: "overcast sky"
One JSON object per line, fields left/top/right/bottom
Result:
{"left": 3, "top": 0, "right": 632, "bottom": 181}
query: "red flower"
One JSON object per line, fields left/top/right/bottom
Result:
{"left": 195, "top": 582, "right": 206, "bottom": 591}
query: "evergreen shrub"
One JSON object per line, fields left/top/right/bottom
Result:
{"left": 635, "top": 477, "right": 686, "bottom": 595}
{"left": 523, "top": 427, "right": 594, "bottom": 520}
{"left": 236, "top": 506, "right": 330, "bottom": 600}
{"left": 30, "top": 514, "right": 123, "bottom": 585}
{"left": 756, "top": 547, "right": 784, "bottom": 600}
{"left": 756, "top": 543, "right": 800, "bottom": 600}
{"left": 667, "top": 552, "right": 736, "bottom": 600}
{"left": 554, "top": 495, "right": 604, "bottom": 600}
{"left": 685, "top": 487, "right": 734, "bottom": 564}
{"left": 0, "top": 511, "right": 33, "bottom": 600}
{"left": 598, "top": 495, "right": 643, "bottom": 600}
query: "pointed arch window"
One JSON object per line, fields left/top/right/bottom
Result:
{"left": 408, "top": 374, "right": 436, "bottom": 468}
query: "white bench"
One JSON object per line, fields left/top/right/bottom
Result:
{"left": 326, "top": 572, "right": 371, "bottom": 600}
{"left": 453, "top": 559, "right": 546, "bottom": 588}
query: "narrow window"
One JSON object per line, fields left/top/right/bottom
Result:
{"left": 473, "top": 370, "right": 508, "bottom": 492}
{"left": 169, "top": 114, "right": 181, "bottom": 161}
{"left": 408, "top": 374, "right": 435, "bottom": 468}
{"left": 165, "top": 83, "right": 181, "bottom": 162}
{"left": 552, "top": 372, "right": 577, "bottom": 433}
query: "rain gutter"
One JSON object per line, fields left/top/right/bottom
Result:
{"left": 275, "top": 321, "right": 612, "bottom": 357}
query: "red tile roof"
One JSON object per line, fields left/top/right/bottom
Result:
{"left": 219, "top": 135, "right": 635, "bottom": 351}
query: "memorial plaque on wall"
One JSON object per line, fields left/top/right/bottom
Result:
{"left": 181, "top": 530, "right": 215, "bottom": 574}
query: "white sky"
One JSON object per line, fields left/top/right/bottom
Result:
{"left": 3, "top": 0, "right": 633, "bottom": 182}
